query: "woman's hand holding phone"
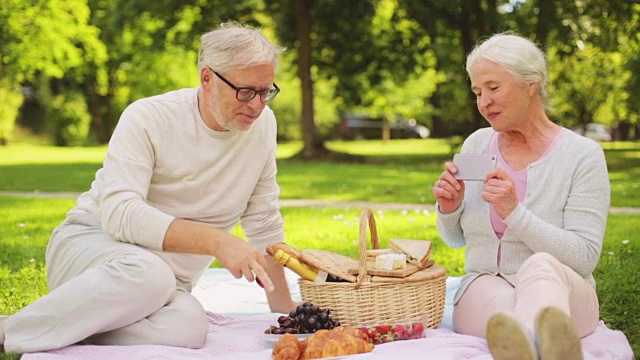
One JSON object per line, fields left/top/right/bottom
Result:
{"left": 433, "top": 161, "right": 465, "bottom": 214}
{"left": 433, "top": 153, "right": 518, "bottom": 218}
{"left": 482, "top": 168, "right": 519, "bottom": 219}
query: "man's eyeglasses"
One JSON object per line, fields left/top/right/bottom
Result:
{"left": 208, "top": 67, "right": 280, "bottom": 102}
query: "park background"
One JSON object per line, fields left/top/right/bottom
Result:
{"left": 0, "top": 0, "right": 638, "bottom": 359}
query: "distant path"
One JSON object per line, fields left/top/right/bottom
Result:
{"left": 2, "top": 191, "right": 640, "bottom": 214}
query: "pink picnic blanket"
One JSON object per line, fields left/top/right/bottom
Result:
{"left": 21, "top": 312, "right": 633, "bottom": 360}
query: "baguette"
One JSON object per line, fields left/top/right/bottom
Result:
{"left": 266, "top": 243, "right": 303, "bottom": 262}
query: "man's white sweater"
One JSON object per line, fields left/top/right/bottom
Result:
{"left": 65, "top": 87, "right": 284, "bottom": 289}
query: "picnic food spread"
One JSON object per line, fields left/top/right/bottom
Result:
{"left": 271, "top": 326, "right": 374, "bottom": 360}
{"left": 265, "top": 302, "right": 427, "bottom": 345}
{"left": 266, "top": 238, "right": 435, "bottom": 281}
{"left": 267, "top": 208, "right": 447, "bottom": 341}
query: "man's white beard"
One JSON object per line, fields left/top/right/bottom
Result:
{"left": 207, "top": 99, "right": 251, "bottom": 132}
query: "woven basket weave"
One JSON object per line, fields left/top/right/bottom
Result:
{"left": 298, "top": 209, "right": 447, "bottom": 328}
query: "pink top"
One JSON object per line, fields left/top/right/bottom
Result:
{"left": 488, "top": 129, "right": 566, "bottom": 263}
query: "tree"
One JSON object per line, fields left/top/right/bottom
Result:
{"left": 83, "top": 0, "right": 272, "bottom": 143}
{"left": 510, "top": 0, "right": 640, "bottom": 138}
{"left": 400, "top": 0, "right": 505, "bottom": 136}
{"left": 267, "top": 0, "right": 380, "bottom": 158}
{"left": 8, "top": 0, "right": 638, "bottom": 145}
{"left": 293, "top": 0, "right": 326, "bottom": 157}
{"left": 550, "top": 45, "right": 630, "bottom": 127}
{"left": 401, "top": 0, "right": 640, "bottom": 139}
{"left": 267, "top": 0, "right": 442, "bottom": 156}
{"left": 0, "top": 0, "right": 106, "bottom": 145}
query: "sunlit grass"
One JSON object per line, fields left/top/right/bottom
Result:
{"left": 326, "top": 138, "right": 455, "bottom": 156}
{"left": 2, "top": 140, "right": 638, "bottom": 207}
{"left": 277, "top": 138, "right": 456, "bottom": 158}
{"left": 0, "top": 143, "right": 108, "bottom": 165}
{"left": 0, "top": 138, "right": 456, "bottom": 164}
{"left": 601, "top": 141, "right": 640, "bottom": 151}
{"left": 0, "top": 195, "right": 637, "bottom": 357}
{"left": 275, "top": 141, "right": 303, "bottom": 159}
{"left": 275, "top": 160, "right": 438, "bottom": 203}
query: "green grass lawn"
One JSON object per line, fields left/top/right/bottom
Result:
{"left": 0, "top": 139, "right": 639, "bottom": 206}
{"left": 0, "top": 139, "right": 638, "bottom": 358}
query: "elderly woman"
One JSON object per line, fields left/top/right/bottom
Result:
{"left": 432, "top": 33, "right": 610, "bottom": 360}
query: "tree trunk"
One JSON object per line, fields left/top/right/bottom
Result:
{"left": 87, "top": 71, "right": 104, "bottom": 144}
{"left": 535, "top": 0, "right": 555, "bottom": 49}
{"left": 430, "top": 91, "right": 445, "bottom": 138}
{"left": 95, "top": 70, "right": 121, "bottom": 144}
{"left": 294, "top": 0, "right": 327, "bottom": 158}
{"left": 485, "top": 0, "right": 498, "bottom": 34}
{"left": 460, "top": 1, "right": 484, "bottom": 133}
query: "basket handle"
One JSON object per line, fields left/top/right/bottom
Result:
{"left": 357, "top": 209, "right": 380, "bottom": 280}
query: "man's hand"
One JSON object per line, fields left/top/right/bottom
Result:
{"left": 213, "top": 234, "right": 275, "bottom": 292}
{"left": 163, "top": 218, "right": 275, "bottom": 291}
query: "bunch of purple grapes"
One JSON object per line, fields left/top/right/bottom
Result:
{"left": 264, "top": 302, "right": 341, "bottom": 334}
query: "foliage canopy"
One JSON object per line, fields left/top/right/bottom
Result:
{"left": 0, "top": 0, "right": 638, "bottom": 146}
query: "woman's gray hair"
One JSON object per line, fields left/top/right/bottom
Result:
{"left": 197, "top": 21, "right": 285, "bottom": 74}
{"left": 466, "top": 33, "right": 549, "bottom": 106}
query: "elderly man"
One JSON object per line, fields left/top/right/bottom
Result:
{"left": 1, "top": 21, "right": 296, "bottom": 353}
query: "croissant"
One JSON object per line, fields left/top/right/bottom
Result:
{"left": 272, "top": 333, "right": 303, "bottom": 360}
{"left": 331, "top": 325, "right": 371, "bottom": 342}
{"left": 272, "top": 327, "right": 374, "bottom": 360}
{"left": 303, "top": 327, "right": 374, "bottom": 359}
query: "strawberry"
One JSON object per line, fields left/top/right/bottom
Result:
{"left": 374, "top": 324, "right": 391, "bottom": 336}
{"left": 367, "top": 329, "right": 379, "bottom": 342}
{"left": 412, "top": 322, "right": 425, "bottom": 338}
{"left": 391, "top": 324, "right": 407, "bottom": 340}
{"left": 380, "top": 332, "right": 396, "bottom": 343}
{"left": 357, "top": 327, "right": 373, "bottom": 343}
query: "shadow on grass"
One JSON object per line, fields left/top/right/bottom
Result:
{"left": 0, "top": 163, "right": 101, "bottom": 192}
{"left": 604, "top": 151, "right": 640, "bottom": 172}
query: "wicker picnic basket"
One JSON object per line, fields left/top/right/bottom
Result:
{"left": 297, "top": 209, "right": 447, "bottom": 328}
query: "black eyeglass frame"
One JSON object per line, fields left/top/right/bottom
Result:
{"left": 208, "top": 67, "right": 280, "bottom": 102}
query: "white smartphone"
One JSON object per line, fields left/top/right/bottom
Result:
{"left": 453, "top": 153, "right": 497, "bottom": 181}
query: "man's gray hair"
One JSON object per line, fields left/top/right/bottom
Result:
{"left": 466, "top": 33, "right": 549, "bottom": 106}
{"left": 198, "top": 21, "right": 285, "bottom": 74}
